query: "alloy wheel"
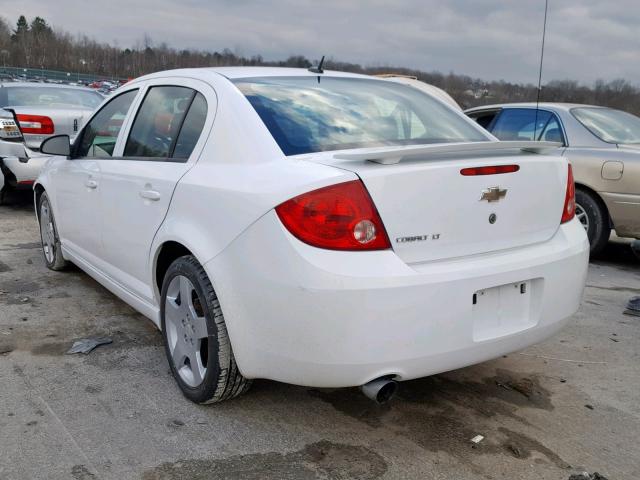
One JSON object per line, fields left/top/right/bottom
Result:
{"left": 164, "top": 275, "right": 209, "bottom": 387}
{"left": 39, "top": 198, "right": 56, "bottom": 264}
{"left": 575, "top": 202, "right": 589, "bottom": 232}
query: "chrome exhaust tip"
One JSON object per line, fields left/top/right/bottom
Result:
{"left": 361, "top": 377, "right": 398, "bottom": 404}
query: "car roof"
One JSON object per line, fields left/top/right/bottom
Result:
{"left": 0, "top": 82, "right": 100, "bottom": 93}
{"left": 465, "top": 102, "right": 606, "bottom": 113}
{"left": 133, "top": 66, "right": 375, "bottom": 83}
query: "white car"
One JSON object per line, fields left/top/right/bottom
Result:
{"left": 35, "top": 67, "right": 589, "bottom": 404}
{"left": 376, "top": 74, "right": 462, "bottom": 111}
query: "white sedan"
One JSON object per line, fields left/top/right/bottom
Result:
{"left": 35, "top": 67, "right": 589, "bottom": 404}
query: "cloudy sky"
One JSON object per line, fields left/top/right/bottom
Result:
{"left": 3, "top": 0, "right": 640, "bottom": 84}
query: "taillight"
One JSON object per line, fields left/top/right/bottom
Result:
{"left": 561, "top": 164, "right": 576, "bottom": 223}
{"left": 275, "top": 180, "right": 391, "bottom": 251}
{"left": 16, "top": 114, "right": 54, "bottom": 134}
{"left": 460, "top": 165, "right": 520, "bottom": 176}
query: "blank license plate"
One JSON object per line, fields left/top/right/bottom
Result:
{"left": 472, "top": 280, "right": 539, "bottom": 341}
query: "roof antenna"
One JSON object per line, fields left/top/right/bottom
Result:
{"left": 534, "top": 0, "right": 549, "bottom": 141}
{"left": 308, "top": 55, "right": 325, "bottom": 74}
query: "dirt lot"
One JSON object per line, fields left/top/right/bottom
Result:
{"left": 1, "top": 193, "right": 639, "bottom": 480}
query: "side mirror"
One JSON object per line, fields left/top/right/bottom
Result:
{"left": 40, "top": 134, "right": 71, "bottom": 157}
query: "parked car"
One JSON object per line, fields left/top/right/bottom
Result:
{"left": 375, "top": 74, "right": 462, "bottom": 111}
{"left": 0, "top": 108, "right": 51, "bottom": 204}
{"left": 0, "top": 82, "right": 103, "bottom": 150}
{"left": 465, "top": 103, "right": 640, "bottom": 254}
{"left": 34, "top": 68, "right": 589, "bottom": 404}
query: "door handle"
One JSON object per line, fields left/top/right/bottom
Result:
{"left": 85, "top": 179, "right": 98, "bottom": 189}
{"left": 139, "top": 189, "right": 161, "bottom": 201}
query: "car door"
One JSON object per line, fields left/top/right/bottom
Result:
{"left": 54, "top": 88, "right": 139, "bottom": 264}
{"left": 97, "top": 78, "right": 214, "bottom": 303}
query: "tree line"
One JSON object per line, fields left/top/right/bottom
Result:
{"left": 2, "top": 14, "right": 640, "bottom": 114}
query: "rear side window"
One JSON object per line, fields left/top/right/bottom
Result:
{"left": 124, "top": 86, "right": 206, "bottom": 161}
{"left": 491, "top": 108, "right": 564, "bottom": 144}
{"left": 173, "top": 93, "right": 208, "bottom": 159}
{"left": 75, "top": 89, "right": 138, "bottom": 158}
{"left": 468, "top": 110, "right": 499, "bottom": 129}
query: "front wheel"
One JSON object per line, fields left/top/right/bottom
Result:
{"left": 575, "top": 189, "right": 610, "bottom": 256}
{"left": 160, "top": 255, "right": 251, "bottom": 404}
{"left": 38, "top": 192, "right": 68, "bottom": 271}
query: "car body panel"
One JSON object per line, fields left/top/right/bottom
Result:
{"left": 600, "top": 192, "right": 640, "bottom": 237}
{"left": 466, "top": 103, "right": 640, "bottom": 239}
{"left": 0, "top": 135, "right": 52, "bottom": 192}
{"left": 35, "top": 68, "right": 589, "bottom": 388}
{"left": 1, "top": 155, "right": 50, "bottom": 184}
{"left": 50, "top": 158, "right": 103, "bottom": 264}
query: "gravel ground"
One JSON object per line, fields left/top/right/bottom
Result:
{"left": 1, "top": 192, "right": 639, "bottom": 480}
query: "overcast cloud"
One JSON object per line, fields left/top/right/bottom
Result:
{"left": 3, "top": 0, "right": 640, "bottom": 84}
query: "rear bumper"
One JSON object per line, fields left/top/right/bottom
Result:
{"left": 0, "top": 155, "right": 49, "bottom": 185}
{"left": 602, "top": 192, "right": 640, "bottom": 239}
{"left": 206, "top": 212, "right": 589, "bottom": 388}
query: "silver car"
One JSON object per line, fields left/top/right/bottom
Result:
{"left": 466, "top": 103, "right": 640, "bottom": 254}
{"left": 0, "top": 108, "right": 50, "bottom": 203}
{"left": 0, "top": 82, "right": 103, "bottom": 150}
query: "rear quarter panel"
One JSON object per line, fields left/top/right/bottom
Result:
{"left": 565, "top": 148, "right": 640, "bottom": 237}
{"left": 564, "top": 147, "right": 619, "bottom": 193}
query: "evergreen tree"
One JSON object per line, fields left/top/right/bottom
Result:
{"left": 12, "top": 15, "right": 29, "bottom": 40}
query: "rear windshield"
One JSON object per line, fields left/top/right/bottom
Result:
{"left": 572, "top": 107, "right": 640, "bottom": 144}
{"left": 0, "top": 86, "right": 103, "bottom": 109}
{"left": 233, "top": 76, "right": 488, "bottom": 155}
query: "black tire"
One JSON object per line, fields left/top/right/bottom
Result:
{"left": 575, "top": 188, "right": 610, "bottom": 256}
{"left": 160, "top": 255, "right": 251, "bottom": 404}
{"left": 37, "top": 192, "right": 68, "bottom": 271}
{"left": 0, "top": 170, "right": 8, "bottom": 206}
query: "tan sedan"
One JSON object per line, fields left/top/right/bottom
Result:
{"left": 466, "top": 103, "right": 640, "bottom": 254}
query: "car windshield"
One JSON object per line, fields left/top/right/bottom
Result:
{"left": 233, "top": 76, "right": 489, "bottom": 155}
{"left": 0, "top": 86, "right": 103, "bottom": 109}
{"left": 572, "top": 107, "right": 640, "bottom": 144}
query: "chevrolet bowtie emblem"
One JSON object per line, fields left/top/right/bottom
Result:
{"left": 480, "top": 186, "right": 507, "bottom": 202}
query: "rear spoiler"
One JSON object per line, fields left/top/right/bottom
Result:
{"left": 333, "top": 141, "right": 562, "bottom": 165}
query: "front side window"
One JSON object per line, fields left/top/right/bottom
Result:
{"left": 233, "top": 77, "right": 488, "bottom": 155}
{"left": 572, "top": 107, "right": 640, "bottom": 144}
{"left": 124, "top": 86, "right": 201, "bottom": 159}
{"left": 75, "top": 89, "right": 138, "bottom": 158}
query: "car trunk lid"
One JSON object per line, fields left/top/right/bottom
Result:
{"left": 301, "top": 142, "right": 568, "bottom": 264}
{"left": 14, "top": 106, "right": 93, "bottom": 149}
